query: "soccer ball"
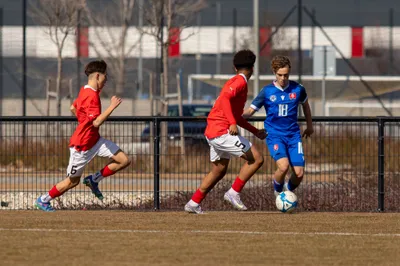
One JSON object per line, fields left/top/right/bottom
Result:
{"left": 275, "top": 191, "right": 298, "bottom": 213}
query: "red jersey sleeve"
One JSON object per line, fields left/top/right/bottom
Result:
{"left": 86, "top": 95, "right": 101, "bottom": 121}
{"left": 220, "top": 78, "right": 247, "bottom": 125}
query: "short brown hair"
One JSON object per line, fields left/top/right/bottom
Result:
{"left": 85, "top": 60, "right": 107, "bottom": 76}
{"left": 271, "top": 55, "right": 291, "bottom": 73}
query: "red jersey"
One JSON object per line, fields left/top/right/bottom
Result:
{"left": 205, "top": 74, "right": 258, "bottom": 139}
{"left": 69, "top": 85, "right": 101, "bottom": 151}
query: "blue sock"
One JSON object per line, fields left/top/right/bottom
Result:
{"left": 273, "top": 179, "right": 284, "bottom": 192}
{"left": 287, "top": 179, "right": 299, "bottom": 191}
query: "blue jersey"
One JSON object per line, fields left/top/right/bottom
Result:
{"left": 250, "top": 81, "right": 308, "bottom": 135}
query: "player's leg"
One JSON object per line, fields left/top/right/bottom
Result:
{"left": 286, "top": 166, "right": 304, "bottom": 191}
{"left": 207, "top": 134, "right": 262, "bottom": 210}
{"left": 35, "top": 176, "right": 82, "bottom": 212}
{"left": 224, "top": 143, "right": 264, "bottom": 210}
{"left": 185, "top": 141, "right": 230, "bottom": 214}
{"left": 86, "top": 150, "right": 130, "bottom": 183}
{"left": 35, "top": 148, "right": 87, "bottom": 212}
{"left": 83, "top": 138, "right": 131, "bottom": 200}
{"left": 237, "top": 144, "right": 264, "bottom": 183}
{"left": 286, "top": 136, "right": 305, "bottom": 191}
{"left": 185, "top": 159, "right": 230, "bottom": 214}
{"left": 267, "top": 136, "right": 290, "bottom": 196}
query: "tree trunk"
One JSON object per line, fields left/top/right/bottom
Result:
{"left": 160, "top": 43, "right": 169, "bottom": 158}
{"left": 116, "top": 20, "right": 127, "bottom": 96}
{"left": 56, "top": 49, "right": 63, "bottom": 116}
{"left": 116, "top": 58, "right": 125, "bottom": 96}
{"left": 162, "top": 43, "right": 169, "bottom": 116}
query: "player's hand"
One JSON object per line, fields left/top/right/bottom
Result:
{"left": 229, "top": 124, "right": 239, "bottom": 135}
{"left": 302, "top": 127, "right": 314, "bottom": 139}
{"left": 256, "top": 129, "right": 267, "bottom": 140}
{"left": 110, "top": 96, "right": 122, "bottom": 109}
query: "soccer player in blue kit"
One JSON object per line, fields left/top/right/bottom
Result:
{"left": 243, "top": 55, "right": 314, "bottom": 196}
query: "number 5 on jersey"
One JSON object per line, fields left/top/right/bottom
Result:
{"left": 278, "top": 104, "right": 288, "bottom": 117}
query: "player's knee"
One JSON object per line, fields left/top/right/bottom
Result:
{"left": 122, "top": 156, "right": 131, "bottom": 168}
{"left": 116, "top": 153, "right": 130, "bottom": 168}
{"left": 254, "top": 154, "right": 264, "bottom": 168}
{"left": 278, "top": 164, "right": 290, "bottom": 174}
{"left": 294, "top": 168, "right": 304, "bottom": 179}
{"left": 68, "top": 176, "right": 80, "bottom": 186}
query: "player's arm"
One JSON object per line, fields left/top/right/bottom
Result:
{"left": 237, "top": 110, "right": 267, "bottom": 139}
{"left": 70, "top": 104, "right": 77, "bottom": 116}
{"left": 242, "top": 107, "right": 257, "bottom": 118}
{"left": 238, "top": 88, "right": 267, "bottom": 138}
{"left": 301, "top": 99, "right": 314, "bottom": 138}
{"left": 237, "top": 116, "right": 257, "bottom": 134}
{"left": 70, "top": 99, "right": 77, "bottom": 116}
{"left": 242, "top": 87, "right": 265, "bottom": 119}
{"left": 93, "top": 96, "right": 122, "bottom": 128}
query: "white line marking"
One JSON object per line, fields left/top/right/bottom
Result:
{"left": 0, "top": 228, "right": 399, "bottom": 237}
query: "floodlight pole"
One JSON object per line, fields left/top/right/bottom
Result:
{"left": 297, "top": 0, "right": 302, "bottom": 84}
{"left": 322, "top": 46, "right": 327, "bottom": 116}
{"left": 138, "top": 0, "right": 143, "bottom": 99}
{"left": 22, "top": 0, "right": 27, "bottom": 139}
{"left": 216, "top": 2, "right": 221, "bottom": 76}
{"left": 76, "top": 8, "right": 81, "bottom": 95}
{"left": 23, "top": 0, "right": 27, "bottom": 117}
{"left": 253, "top": 0, "right": 259, "bottom": 97}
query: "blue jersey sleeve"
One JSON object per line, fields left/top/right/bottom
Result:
{"left": 299, "top": 85, "right": 308, "bottom": 103}
{"left": 250, "top": 87, "right": 266, "bottom": 111}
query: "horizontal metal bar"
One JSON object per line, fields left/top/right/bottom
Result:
{"left": 1, "top": 116, "right": 399, "bottom": 123}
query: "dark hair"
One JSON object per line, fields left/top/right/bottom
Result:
{"left": 271, "top": 55, "right": 291, "bottom": 73}
{"left": 233, "top": 49, "right": 256, "bottom": 70}
{"left": 85, "top": 60, "right": 107, "bottom": 76}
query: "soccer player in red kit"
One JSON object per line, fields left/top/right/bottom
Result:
{"left": 184, "top": 49, "right": 267, "bottom": 214}
{"left": 35, "top": 60, "right": 131, "bottom": 212}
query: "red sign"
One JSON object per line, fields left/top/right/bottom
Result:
{"left": 289, "top": 93, "right": 296, "bottom": 100}
{"left": 168, "top": 28, "right": 180, "bottom": 57}
{"left": 352, "top": 27, "right": 364, "bottom": 58}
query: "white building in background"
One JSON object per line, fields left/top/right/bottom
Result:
{"left": 2, "top": 26, "right": 399, "bottom": 59}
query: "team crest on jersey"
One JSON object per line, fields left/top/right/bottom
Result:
{"left": 274, "top": 144, "right": 279, "bottom": 151}
{"left": 289, "top": 92, "right": 297, "bottom": 100}
{"left": 269, "top": 95, "right": 277, "bottom": 102}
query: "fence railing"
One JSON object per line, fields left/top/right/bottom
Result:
{"left": 0, "top": 116, "right": 399, "bottom": 212}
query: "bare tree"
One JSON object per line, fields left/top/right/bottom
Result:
{"left": 141, "top": 0, "right": 206, "bottom": 115}
{"left": 29, "top": 0, "right": 83, "bottom": 116}
{"left": 84, "top": 0, "right": 141, "bottom": 96}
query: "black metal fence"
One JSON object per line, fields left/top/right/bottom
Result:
{"left": 0, "top": 116, "right": 399, "bottom": 212}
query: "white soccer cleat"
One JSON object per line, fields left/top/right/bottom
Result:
{"left": 184, "top": 202, "right": 204, "bottom": 214}
{"left": 224, "top": 192, "right": 248, "bottom": 211}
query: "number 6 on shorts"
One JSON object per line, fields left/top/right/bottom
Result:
{"left": 68, "top": 165, "right": 78, "bottom": 176}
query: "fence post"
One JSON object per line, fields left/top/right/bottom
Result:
{"left": 153, "top": 117, "right": 160, "bottom": 210}
{"left": 377, "top": 117, "right": 385, "bottom": 212}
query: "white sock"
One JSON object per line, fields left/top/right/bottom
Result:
{"left": 91, "top": 171, "right": 104, "bottom": 183}
{"left": 40, "top": 193, "right": 53, "bottom": 203}
{"left": 188, "top": 199, "right": 199, "bottom": 207}
{"left": 228, "top": 187, "right": 239, "bottom": 196}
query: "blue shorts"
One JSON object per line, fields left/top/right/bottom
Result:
{"left": 266, "top": 133, "right": 305, "bottom": 167}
